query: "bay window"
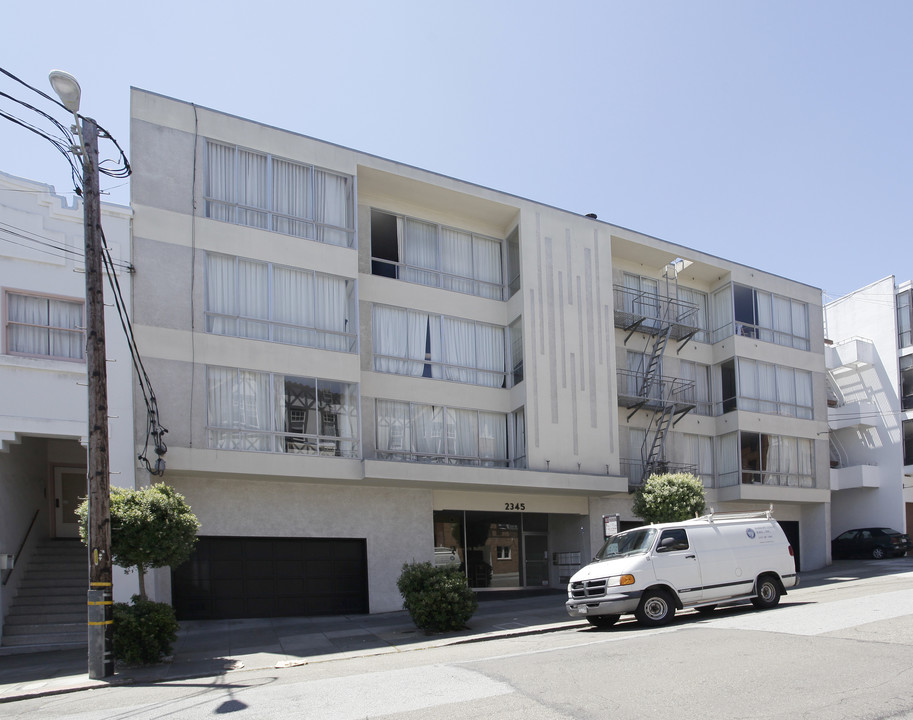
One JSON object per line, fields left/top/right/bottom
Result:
{"left": 716, "top": 430, "right": 814, "bottom": 487}
{"left": 713, "top": 284, "right": 810, "bottom": 350}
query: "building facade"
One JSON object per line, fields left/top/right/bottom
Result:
{"left": 825, "top": 278, "right": 913, "bottom": 535}
{"left": 130, "top": 89, "right": 830, "bottom": 619}
{"left": 0, "top": 171, "right": 135, "bottom": 645}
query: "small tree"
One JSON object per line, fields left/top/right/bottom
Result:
{"left": 632, "top": 472, "right": 706, "bottom": 524}
{"left": 77, "top": 483, "right": 200, "bottom": 599}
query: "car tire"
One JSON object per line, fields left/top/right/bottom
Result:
{"left": 635, "top": 589, "right": 675, "bottom": 627}
{"left": 751, "top": 574, "right": 781, "bottom": 609}
{"left": 872, "top": 547, "right": 886, "bottom": 560}
{"left": 586, "top": 615, "right": 620, "bottom": 628}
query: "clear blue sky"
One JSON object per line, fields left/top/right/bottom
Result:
{"left": 2, "top": 0, "right": 910, "bottom": 301}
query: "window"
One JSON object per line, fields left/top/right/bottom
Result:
{"left": 898, "top": 289, "right": 912, "bottom": 349}
{"left": 370, "top": 209, "right": 504, "bottom": 300}
{"left": 509, "top": 318, "right": 523, "bottom": 384}
{"left": 205, "top": 253, "right": 355, "bottom": 352}
{"left": 714, "top": 284, "right": 810, "bottom": 350}
{"left": 204, "top": 141, "right": 354, "bottom": 247}
{"left": 375, "top": 400, "right": 510, "bottom": 467}
{"left": 496, "top": 546, "right": 512, "bottom": 560}
{"left": 207, "top": 367, "right": 358, "bottom": 456}
{"left": 679, "top": 361, "right": 712, "bottom": 416}
{"left": 901, "top": 355, "right": 913, "bottom": 411}
{"left": 506, "top": 227, "right": 520, "bottom": 297}
{"left": 5, "top": 291, "right": 84, "bottom": 360}
{"left": 734, "top": 359, "right": 814, "bottom": 419}
{"left": 677, "top": 286, "right": 709, "bottom": 342}
{"left": 904, "top": 419, "right": 913, "bottom": 467}
{"left": 657, "top": 529, "right": 689, "bottom": 552}
{"left": 372, "top": 305, "right": 507, "bottom": 387}
{"left": 737, "top": 431, "right": 814, "bottom": 487}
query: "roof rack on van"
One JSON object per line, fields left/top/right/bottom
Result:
{"left": 697, "top": 505, "right": 775, "bottom": 522}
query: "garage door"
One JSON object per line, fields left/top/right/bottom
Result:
{"left": 172, "top": 536, "right": 368, "bottom": 620}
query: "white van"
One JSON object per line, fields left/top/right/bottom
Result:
{"left": 566, "top": 509, "right": 798, "bottom": 628}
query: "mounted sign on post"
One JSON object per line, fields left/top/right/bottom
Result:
{"left": 603, "top": 513, "right": 620, "bottom": 539}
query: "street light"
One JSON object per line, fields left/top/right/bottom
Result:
{"left": 49, "top": 69, "right": 114, "bottom": 680}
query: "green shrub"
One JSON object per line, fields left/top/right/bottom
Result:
{"left": 112, "top": 595, "right": 179, "bottom": 665}
{"left": 633, "top": 472, "right": 707, "bottom": 524}
{"left": 397, "top": 562, "right": 478, "bottom": 632}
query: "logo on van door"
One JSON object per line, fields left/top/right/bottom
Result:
{"left": 746, "top": 528, "right": 757, "bottom": 539}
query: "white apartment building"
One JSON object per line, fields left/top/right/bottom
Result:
{"left": 825, "top": 278, "right": 913, "bottom": 535}
{"left": 130, "top": 88, "right": 830, "bottom": 619}
{"left": 0, "top": 171, "right": 135, "bottom": 646}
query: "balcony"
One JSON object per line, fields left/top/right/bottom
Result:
{"left": 828, "top": 399, "right": 878, "bottom": 432}
{"left": 616, "top": 370, "right": 696, "bottom": 416}
{"left": 831, "top": 464, "right": 881, "bottom": 490}
{"left": 826, "top": 337, "right": 875, "bottom": 372}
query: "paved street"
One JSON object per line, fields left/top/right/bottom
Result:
{"left": 3, "top": 559, "right": 913, "bottom": 719}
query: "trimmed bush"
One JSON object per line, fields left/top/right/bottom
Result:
{"left": 397, "top": 561, "right": 478, "bottom": 632}
{"left": 632, "top": 472, "right": 707, "bottom": 524}
{"left": 112, "top": 595, "right": 179, "bottom": 665}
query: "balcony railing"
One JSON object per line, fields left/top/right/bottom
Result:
{"left": 613, "top": 286, "right": 701, "bottom": 341}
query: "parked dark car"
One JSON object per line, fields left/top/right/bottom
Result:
{"left": 831, "top": 528, "right": 911, "bottom": 559}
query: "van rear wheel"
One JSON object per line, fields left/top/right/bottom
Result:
{"left": 635, "top": 589, "right": 675, "bottom": 627}
{"left": 751, "top": 575, "right": 781, "bottom": 609}
{"left": 586, "top": 615, "right": 619, "bottom": 628}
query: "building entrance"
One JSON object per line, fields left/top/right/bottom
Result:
{"left": 433, "top": 510, "right": 549, "bottom": 589}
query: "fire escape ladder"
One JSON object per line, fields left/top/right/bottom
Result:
{"left": 641, "top": 402, "right": 675, "bottom": 484}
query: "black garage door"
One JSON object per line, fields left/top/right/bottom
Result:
{"left": 172, "top": 536, "right": 368, "bottom": 620}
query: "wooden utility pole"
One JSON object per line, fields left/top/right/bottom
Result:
{"left": 82, "top": 117, "right": 114, "bottom": 679}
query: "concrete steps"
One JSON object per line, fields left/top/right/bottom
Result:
{"left": 2, "top": 540, "right": 87, "bottom": 649}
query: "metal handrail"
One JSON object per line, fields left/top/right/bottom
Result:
{"left": 1, "top": 508, "right": 39, "bottom": 586}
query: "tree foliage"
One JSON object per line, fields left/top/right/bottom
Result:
{"left": 632, "top": 472, "right": 707, "bottom": 524}
{"left": 77, "top": 483, "right": 200, "bottom": 598}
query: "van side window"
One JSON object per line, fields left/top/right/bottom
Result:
{"left": 657, "top": 529, "right": 689, "bottom": 553}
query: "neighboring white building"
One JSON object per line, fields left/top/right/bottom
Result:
{"left": 129, "top": 88, "right": 831, "bottom": 620}
{"left": 0, "top": 171, "right": 135, "bottom": 645}
{"left": 825, "top": 277, "right": 912, "bottom": 537}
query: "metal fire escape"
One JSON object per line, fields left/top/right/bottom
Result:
{"left": 615, "top": 261, "right": 700, "bottom": 487}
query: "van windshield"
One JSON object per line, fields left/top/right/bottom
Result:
{"left": 595, "top": 528, "right": 657, "bottom": 560}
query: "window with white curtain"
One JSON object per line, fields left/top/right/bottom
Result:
{"left": 717, "top": 283, "right": 810, "bottom": 350}
{"left": 205, "top": 253, "right": 355, "bottom": 352}
{"left": 679, "top": 361, "right": 712, "bottom": 416}
{"left": 204, "top": 141, "right": 354, "bottom": 247}
{"left": 207, "top": 366, "right": 358, "bottom": 457}
{"left": 738, "top": 431, "right": 814, "bottom": 487}
{"left": 372, "top": 305, "right": 508, "bottom": 388}
{"left": 370, "top": 209, "right": 504, "bottom": 300}
{"left": 734, "top": 359, "right": 813, "bottom": 419}
{"left": 375, "top": 399, "right": 510, "bottom": 466}
{"left": 5, "top": 291, "right": 84, "bottom": 360}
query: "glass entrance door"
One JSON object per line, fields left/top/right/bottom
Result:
{"left": 523, "top": 533, "right": 549, "bottom": 586}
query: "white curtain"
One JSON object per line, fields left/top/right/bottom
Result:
{"left": 272, "top": 158, "right": 312, "bottom": 237}
{"left": 448, "top": 407, "right": 478, "bottom": 463}
{"left": 237, "top": 149, "right": 268, "bottom": 228}
{"left": 205, "top": 141, "right": 235, "bottom": 221}
{"left": 712, "top": 286, "right": 733, "bottom": 341}
{"left": 315, "top": 274, "right": 348, "bottom": 351}
{"left": 48, "top": 299, "right": 83, "bottom": 359}
{"left": 413, "top": 404, "right": 443, "bottom": 458}
{"left": 796, "top": 370, "right": 813, "bottom": 419}
{"left": 792, "top": 300, "right": 809, "bottom": 349}
{"left": 758, "top": 362, "right": 777, "bottom": 414}
{"left": 315, "top": 170, "right": 352, "bottom": 247}
{"left": 479, "top": 412, "right": 506, "bottom": 466}
{"left": 772, "top": 295, "right": 791, "bottom": 346}
{"left": 335, "top": 383, "right": 359, "bottom": 458}
{"left": 207, "top": 367, "right": 271, "bottom": 451}
{"left": 512, "top": 408, "right": 527, "bottom": 467}
{"left": 738, "top": 359, "right": 758, "bottom": 412}
{"left": 756, "top": 290, "right": 772, "bottom": 343}
{"left": 376, "top": 400, "right": 411, "bottom": 455}
{"left": 207, "top": 366, "right": 235, "bottom": 449}
{"left": 205, "top": 254, "right": 237, "bottom": 336}
{"left": 678, "top": 286, "right": 707, "bottom": 339}
{"left": 402, "top": 218, "right": 439, "bottom": 287}
{"left": 442, "top": 317, "right": 476, "bottom": 383}
{"left": 8, "top": 294, "right": 82, "bottom": 359}
{"left": 237, "top": 259, "right": 270, "bottom": 340}
{"left": 373, "top": 306, "right": 427, "bottom": 376}
{"left": 715, "top": 432, "right": 739, "bottom": 486}
{"left": 798, "top": 438, "right": 814, "bottom": 487}
{"left": 441, "top": 228, "right": 473, "bottom": 294}
{"left": 273, "top": 265, "right": 315, "bottom": 347}
{"left": 474, "top": 236, "right": 503, "bottom": 300}
{"left": 476, "top": 324, "right": 505, "bottom": 388}
{"left": 776, "top": 366, "right": 797, "bottom": 416}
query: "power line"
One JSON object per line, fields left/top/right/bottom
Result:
{"left": 0, "top": 220, "right": 134, "bottom": 272}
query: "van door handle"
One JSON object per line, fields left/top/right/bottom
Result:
{"left": 685, "top": 554, "right": 696, "bottom": 559}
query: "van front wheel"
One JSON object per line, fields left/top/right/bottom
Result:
{"left": 635, "top": 589, "right": 675, "bottom": 627}
{"left": 751, "top": 575, "right": 781, "bottom": 609}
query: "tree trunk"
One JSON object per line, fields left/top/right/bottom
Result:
{"left": 137, "top": 563, "right": 147, "bottom": 600}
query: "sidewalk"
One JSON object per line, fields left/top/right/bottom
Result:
{"left": 2, "top": 558, "right": 910, "bottom": 703}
